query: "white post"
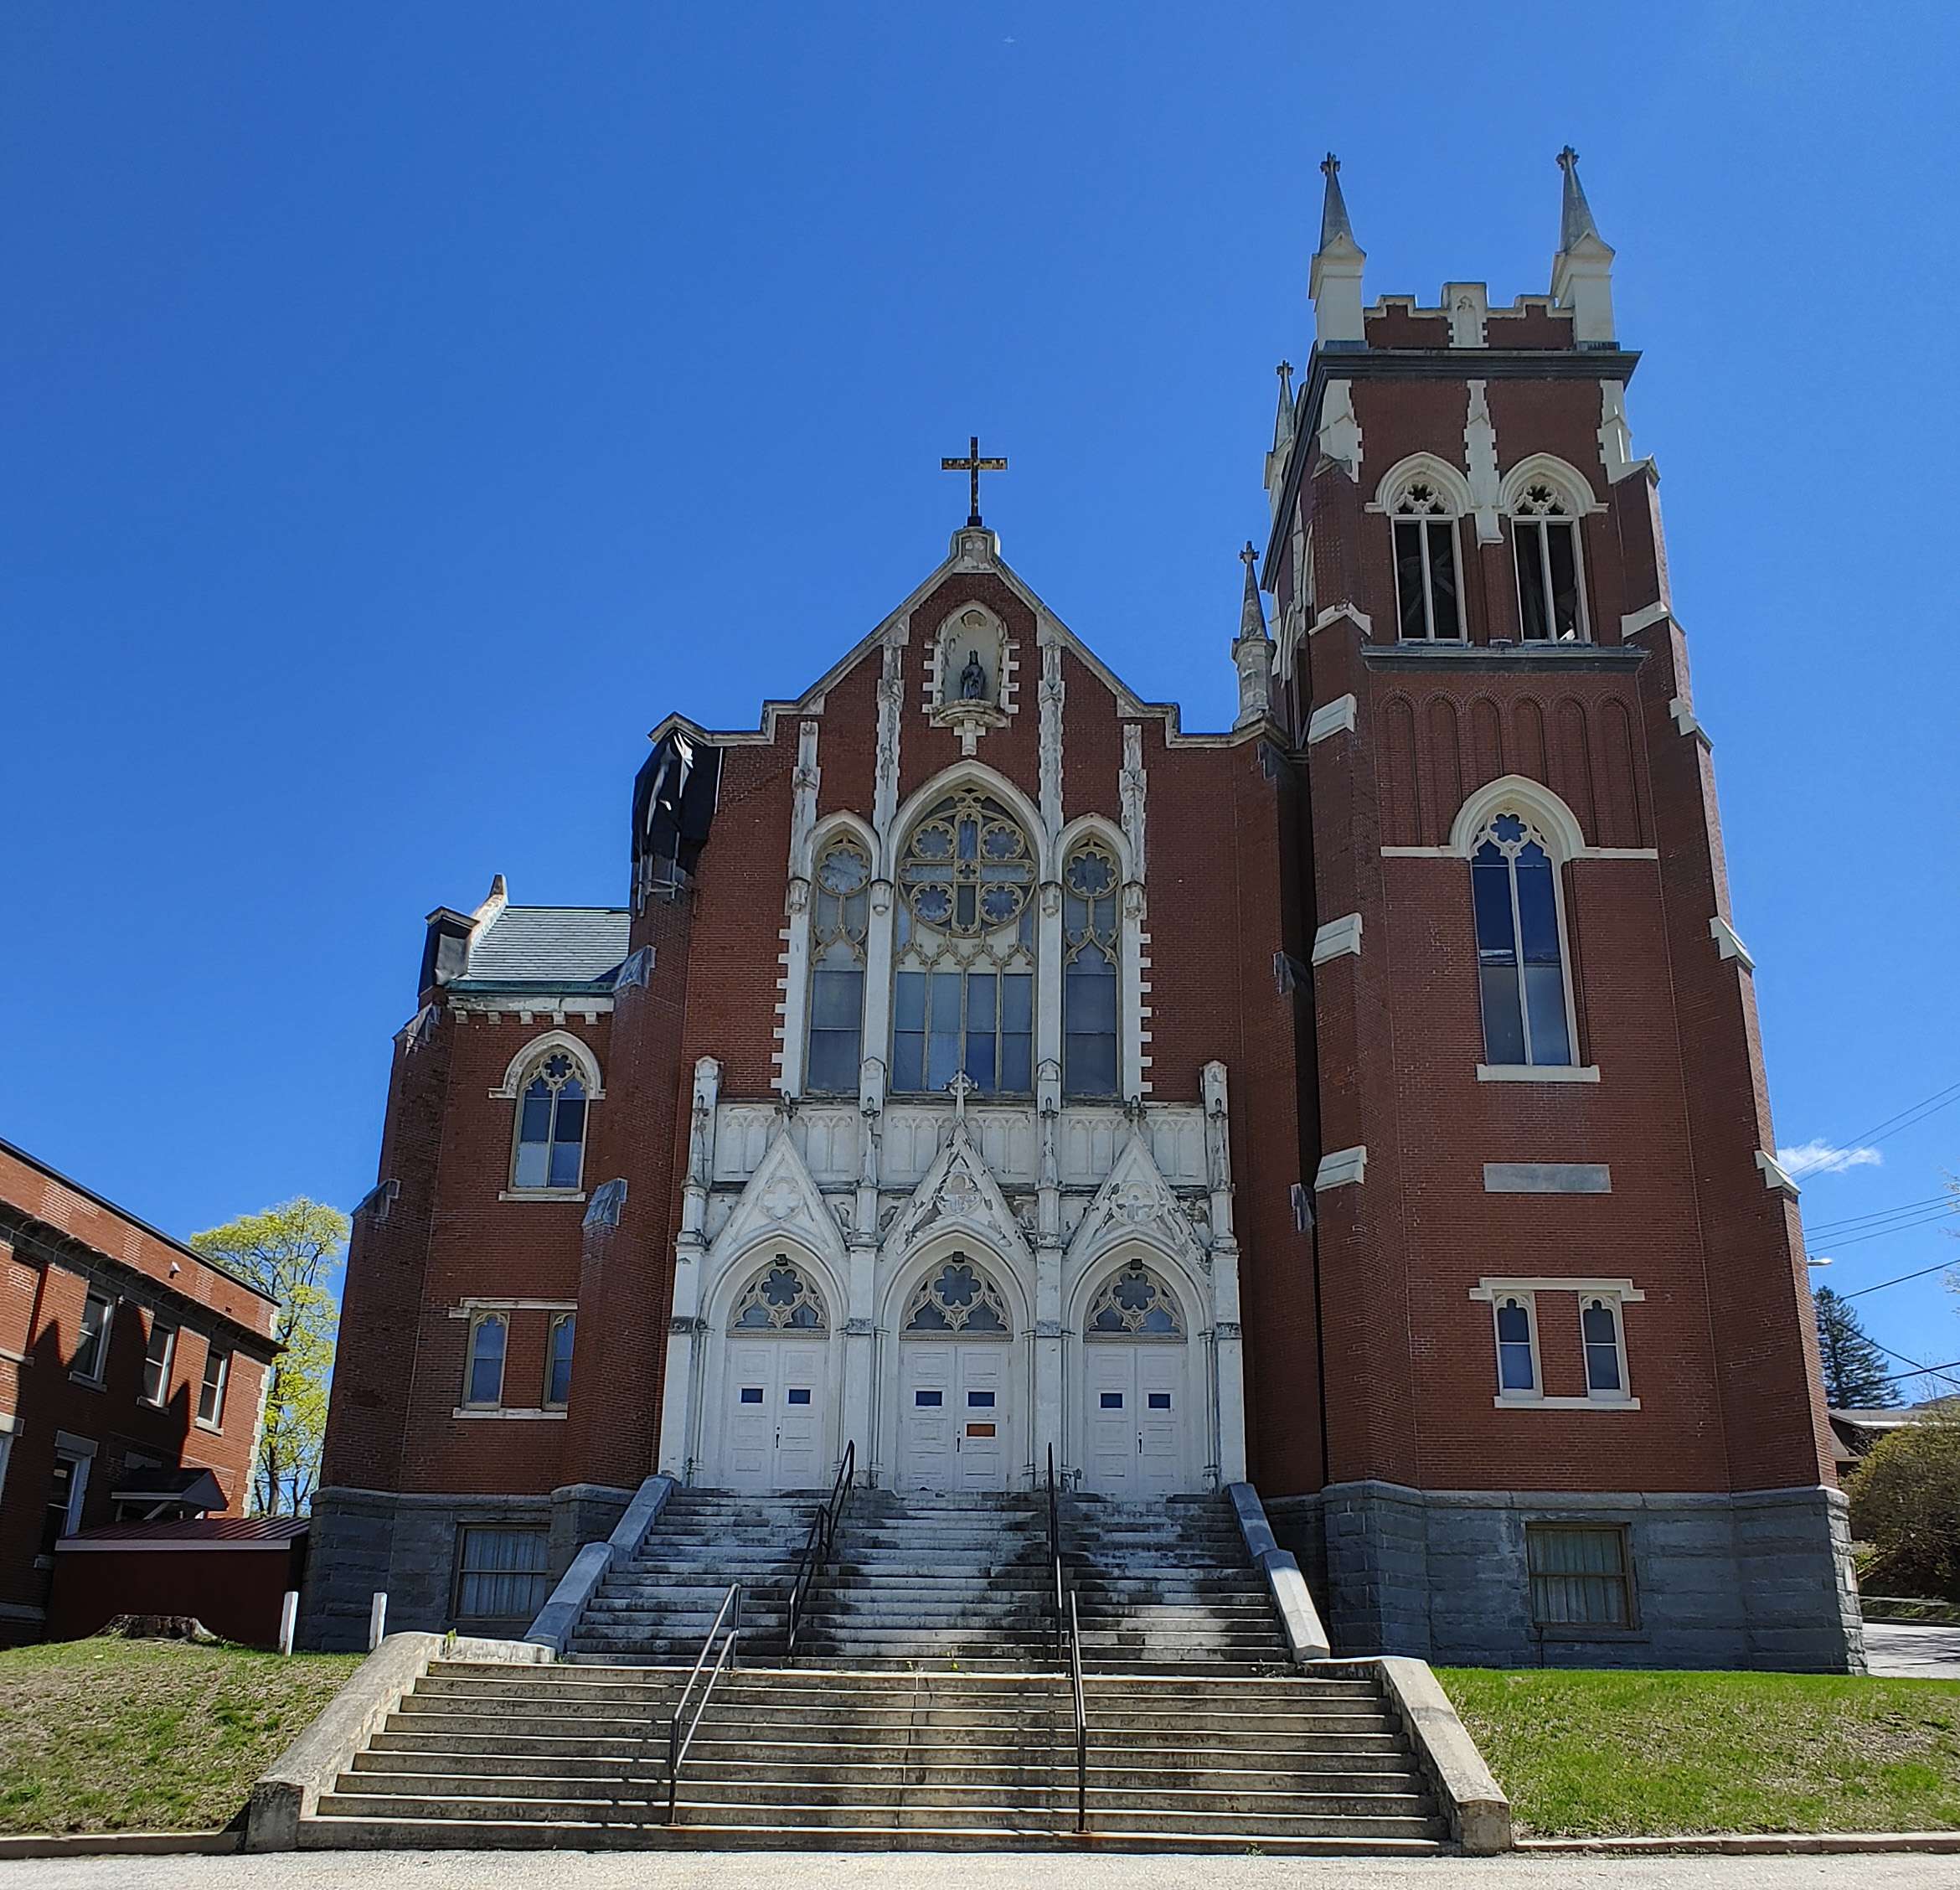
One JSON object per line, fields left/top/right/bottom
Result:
{"left": 278, "top": 1589, "right": 299, "bottom": 1657}
{"left": 368, "top": 1591, "right": 387, "bottom": 1653}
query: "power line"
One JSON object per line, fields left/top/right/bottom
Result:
{"left": 1844, "top": 1259, "right": 1960, "bottom": 1300}
{"left": 1810, "top": 1205, "right": 1960, "bottom": 1252}
{"left": 1786, "top": 1077, "right": 1960, "bottom": 1180}
{"left": 1807, "top": 1191, "right": 1959, "bottom": 1236}
{"left": 1867, "top": 1337, "right": 1960, "bottom": 1390}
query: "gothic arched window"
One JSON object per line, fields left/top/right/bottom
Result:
{"left": 1390, "top": 479, "right": 1463, "bottom": 642}
{"left": 730, "top": 1258, "right": 828, "bottom": 1332}
{"left": 807, "top": 834, "right": 871, "bottom": 1093}
{"left": 513, "top": 1051, "right": 588, "bottom": 1190}
{"left": 1510, "top": 482, "right": 1588, "bottom": 642}
{"left": 903, "top": 1256, "right": 1010, "bottom": 1335}
{"left": 1062, "top": 839, "right": 1120, "bottom": 1097}
{"left": 464, "top": 1311, "right": 507, "bottom": 1407}
{"left": 893, "top": 788, "right": 1035, "bottom": 1095}
{"left": 1086, "top": 1261, "right": 1185, "bottom": 1340}
{"left": 1472, "top": 812, "right": 1575, "bottom": 1067}
{"left": 544, "top": 1313, "right": 575, "bottom": 1408}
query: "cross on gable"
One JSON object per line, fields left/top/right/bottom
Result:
{"left": 941, "top": 435, "right": 1008, "bottom": 528}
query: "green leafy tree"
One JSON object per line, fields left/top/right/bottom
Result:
{"left": 1849, "top": 1406, "right": 1960, "bottom": 1601}
{"left": 1814, "top": 1285, "right": 1897, "bottom": 1409}
{"left": 190, "top": 1198, "right": 347, "bottom": 1515}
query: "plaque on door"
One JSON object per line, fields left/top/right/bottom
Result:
{"left": 965, "top": 1422, "right": 997, "bottom": 1438}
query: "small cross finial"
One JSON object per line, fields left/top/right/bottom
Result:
{"left": 1557, "top": 144, "right": 1580, "bottom": 173}
{"left": 1320, "top": 152, "right": 1339, "bottom": 178}
{"left": 1277, "top": 359, "right": 1292, "bottom": 379}
{"left": 946, "top": 1071, "right": 977, "bottom": 1122}
{"left": 1240, "top": 540, "right": 1259, "bottom": 576}
{"left": 941, "top": 434, "right": 1008, "bottom": 528}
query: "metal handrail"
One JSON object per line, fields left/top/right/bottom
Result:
{"left": 664, "top": 1581, "right": 742, "bottom": 1824}
{"left": 1046, "top": 1442, "right": 1064, "bottom": 1665}
{"left": 784, "top": 1439, "right": 855, "bottom": 1663}
{"left": 1068, "top": 1588, "right": 1088, "bottom": 1835}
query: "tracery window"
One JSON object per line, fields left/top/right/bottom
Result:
{"left": 1062, "top": 840, "right": 1120, "bottom": 1097}
{"left": 1581, "top": 1296, "right": 1627, "bottom": 1399}
{"left": 464, "top": 1312, "right": 508, "bottom": 1407}
{"left": 513, "top": 1051, "right": 588, "bottom": 1191}
{"left": 807, "top": 834, "right": 871, "bottom": 1093}
{"left": 903, "top": 1256, "right": 1010, "bottom": 1335}
{"left": 730, "top": 1258, "right": 828, "bottom": 1332}
{"left": 1391, "top": 481, "right": 1463, "bottom": 642}
{"left": 893, "top": 788, "right": 1035, "bottom": 1095}
{"left": 1511, "top": 483, "right": 1587, "bottom": 642}
{"left": 1493, "top": 1294, "right": 1537, "bottom": 1397}
{"left": 1472, "top": 812, "right": 1575, "bottom": 1067}
{"left": 544, "top": 1313, "right": 575, "bottom": 1407}
{"left": 1086, "top": 1261, "right": 1185, "bottom": 1340}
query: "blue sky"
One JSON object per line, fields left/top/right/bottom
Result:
{"left": 3, "top": 4, "right": 1956, "bottom": 1393}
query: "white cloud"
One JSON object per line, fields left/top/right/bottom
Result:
{"left": 1777, "top": 1140, "right": 1885, "bottom": 1178}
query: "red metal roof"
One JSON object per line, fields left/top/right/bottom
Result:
{"left": 57, "top": 1516, "right": 309, "bottom": 1551}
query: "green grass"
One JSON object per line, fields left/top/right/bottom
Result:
{"left": 0, "top": 1638, "right": 361, "bottom": 1835}
{"left": 1439, "top": 1666, "right": 1960, "bottom": 1837}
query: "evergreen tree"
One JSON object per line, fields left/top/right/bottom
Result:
{"left": 1814, "top": 1284, "right": 1897, "bottom": 1409}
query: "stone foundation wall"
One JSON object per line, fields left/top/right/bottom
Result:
{"left": 1266, "top": 1480, "right": 1863, "bottom": 1672}
{"left": 302, "top": 1482, "right": 632, "bottom": 1651}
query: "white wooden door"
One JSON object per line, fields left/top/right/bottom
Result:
{"left": 724, "top": 1338, "right": 828, "bottom": 1492}
{"left": 1082, "top": 1345, "right": 1189, "bottom": 1496}
{"left": 898, "top": 1342, "right": 1011, "bottom": 1491}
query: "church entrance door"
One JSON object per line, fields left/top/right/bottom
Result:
{"left": 723, "top": 1336, "right": 828, "bottom": 1493}
{"left": 1082, "top": 1343, "right": 1189, "bottom": 1497}
{"left": 895, "top": 1340, "right": 1009, "bottom": 1491}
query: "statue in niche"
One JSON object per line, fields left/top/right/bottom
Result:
{"left": 959, "top": 648, "right": 988, "bottom": 701}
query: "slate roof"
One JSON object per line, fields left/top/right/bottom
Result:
{"left": 453, "top": 906, "right": 632, "bottom": 993}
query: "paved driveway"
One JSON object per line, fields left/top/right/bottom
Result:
{"left": 1, "top": 1855, "right": 1957, "bottom": 1890}
{"left": 1864, "top": 1623, "right": 1960, "bottom": 1678}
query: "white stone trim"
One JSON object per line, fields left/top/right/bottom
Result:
{"left": 1483, "top": 1163, "right": 1611, "bottom": 1195}
{"left": 450, "top": 1407, "right": 569, "bottom": 1421}
{"left": 1491, "top": 1395, "right": 1641, "bottom": 1412}
{"left": 1305, "top": 695, "right": 1358, "bottom": 745}
{"left": 487, "top": 1030, "right": 604, "bottom": 1101}
{"left": 1470, "top": 1277, "right": 1644, "bottom": 1301}
{"left": 1756, "top": 1149, "right": 1802, "bottom": 1197}
{"left": 1381, "top": 844, "right": 1658, "bottom": 862}
{"left": 1498, "top": 451, "right": 1605, "bottom": 518}
{"left": 1310, "top": 914, "right": 1363, "bottom": 965}
{"left": 1620, "top": 602, "right": 1673, "bottom": 638}
{"left": 1368, "top": 452, "right": 1473, "bottom": 519}
{"left": 1476, "top": 1064, "right": 1600, "bottom": 1084}
{"left": 1463, "top": 381, "right": 1502, "bottom": 543}
{"left": 498, "top": 1188, "right": 586, "bottom": 1205}
{"left": 1710, "top": 916, "right": 1755, "bottom": 970}
{"left": 1311, "top": 602, "right": 1373, "bottom": 639}
{"left": 1313, "top": 1145, "right": 1367, "bottom": 1190}
{"left": 1670, "top": 696, "right": 1712, "bottom": 745}
{"left": 447, "top": 1299, "right": 579, "bottom": 1316}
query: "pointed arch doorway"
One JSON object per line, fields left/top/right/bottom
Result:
{"left": 1081, "top": 1259, "right": 1194, "bottom": 1498}
{"left": 718, "top": 1255, "right": 835, "bottom": 1493}
{"left": 894, "top": 1253, "right": 1017, "bottom": 1492}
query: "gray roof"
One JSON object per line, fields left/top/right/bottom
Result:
{"left": 455, "top": 906, "right": 632, "bottom": 992}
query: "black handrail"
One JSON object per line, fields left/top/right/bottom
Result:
{"left": 784, "top": 1439, "right": 855, "bottom": 1663}
{"left": 1068, "top": 1588, "right": 1088, "bottom": 1835}
{"left": 664, "top": 1581, "right": 742, "bottom": 1824}
{"left": 1046, "top": 1443, "right": 1064, "bottom": 1665}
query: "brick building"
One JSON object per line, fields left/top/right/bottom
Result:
{"left": 307, "top": 154, "right": 1862, "bottom": 1671}
{"left": 0, "top": 1139, "right": 281, "bottom": 1645}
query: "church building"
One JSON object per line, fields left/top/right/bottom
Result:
{"left": 307, "top": 154, "right": 1863, "bottom": 1672}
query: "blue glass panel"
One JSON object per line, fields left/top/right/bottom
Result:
{"left": 1148, "top": 1392, "right": 1172, "bottom": 1410}
{"left": 967, "top": 973, "right": 997, "bottom": 1028}
{"left": 967, "top": 1390, "right": 995, "bottom": 1407}
{"left": 999, "top": 1034, "right": 1033, "bottom": 1093}
{"left": 895, "top": 971, "right": 926, "bottom": 1030}
{"left": 1515, "top": 851, "right": 1562, "bottom": 964}
{"left": 1099, "top": 1392, "right": 1123, "bottom": 1409}
{"left": 1524, "top": 963, "right": 1572, "bottom": 1065}
{"left": 740, "top": 1387, "right": 763, "bottom": 1404}
{"left": 786, "top": 1387, "right": 812, "bottom": 1406}
{"left": 1473, "top": 860, "right": 1516, "bottom": 958}
{"left": 1479, "top": 963, "right": 1527, "bottom": 1066}
{"left": 1495, "top": 1303, "right": 1530, "bottom": 1344}
{"left": 915, "top": 1390, "right": 943, "bottom": 1407}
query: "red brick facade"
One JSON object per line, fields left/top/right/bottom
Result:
{"left": 0, "top": 1141, "right": 280, "bottom": 1645}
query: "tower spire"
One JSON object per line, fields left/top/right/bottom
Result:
{"left": 1265, "top": 360, "right": 1296, "bottom": 516}
{"left": 1232, "top": 542, "right": 1274, "bottom": 730}
{"left": 1550, "top": 146, "right": 1617, "bottom": 345}
{"left": 1309, "top": 153, "right": 1366, "bottom": 347}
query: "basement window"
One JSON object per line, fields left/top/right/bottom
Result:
{"left": 455, "top": 1526, "right": 551, "bottom": 1624}
{"left": 1526, "top": 1523, "right": 1634, "bottom": 1629}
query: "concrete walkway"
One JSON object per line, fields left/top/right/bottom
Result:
{"left": 1864, "top": 1623, "right": 1960, "bottom": 1679}
{"left": 2, "top": 1855, "right": 1958, "bottom": 1890}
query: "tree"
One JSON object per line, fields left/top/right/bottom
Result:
{"left": 190, "top": 1197, "right": 347, "bottom": 1516}
{"left": 1814, "top": 1284, "right": 1896, "bottom": 1409}
{"left": 1848, "top": 1406, "right": 1960, "bottom": 1601}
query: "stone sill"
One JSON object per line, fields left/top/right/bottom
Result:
{"left": 1477, "top": 1064, "right": 1601, "bottom": 1084}
{"left": 451, "top": 1407, "right": 569, "bottom": 1421}
{"left": 497, "top": 1189, "right": 586, "bottom": 1204}
{"left": 1494, "top": 1395, "right": 1641, "bottom": 1411}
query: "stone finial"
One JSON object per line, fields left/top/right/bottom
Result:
{"left": 1310, "top": 153, "right": 1366, "bottom": 347}
{"left": 1237, "top": 543, "right": 1271, "bottom": 645}
{"left": 1318, "top": 153, "right": 1356, "bottom": 249}
{"left": 1233, "top": 543, "right": 1274, "bottom": 730}
{"left": 1550, "top": 145, "right": 1617, "bottom": 346}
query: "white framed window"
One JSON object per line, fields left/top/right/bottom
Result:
{"left": 1471, "top": 811, "right": 1576, "bottom": 1067}
{"left": 1509, "top": 482, "right": 1589, "bottom": 643}
{"left": 1580, "top": 1294, "right": 1630, "bottom": 1400}
{"left": 807, "top": 834, "right": 871, "bottom": 1094}
{"left": 454, "top": 1525, "right": 551, "bottom": 1622}
{"left": 42, "top": 1448, "right": 90, "bottom": 1557}
{"left": 197, "top": 1347, "right": 230, "bottom": 1429}
{"left": 511, "top": 1051, "right": 588, "bottom": 1192}
{"left": 1491, "top": 1293, "right": 1540, "bottom": 1399}
{"left": 1061, "top": 839, "right": 1120, "bottom": 1097}
{"left": 462, "top": 1312, "right": 508, "bottom": 1408}
{"left": 1390, "top": 480, "right": 1465, "bottom": 641}
{"left": 72, "top": 1290, "right": 112, "bottom": 1383}
{"left": 140, "top": 1318, "right": 176, "bottom": 1407}
{"left": 893, "top": 788, "right": 1035, "bottom": 1096}
{"left": 544, "top": 1313, "right": 575, "bottom": 1408}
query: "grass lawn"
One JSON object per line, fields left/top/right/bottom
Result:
{"left": 0, "top": 1637, "right": 361, "bottom": 1835}
{"left": 1440, "top": 1666, "right": 1960, "bottom": 1837}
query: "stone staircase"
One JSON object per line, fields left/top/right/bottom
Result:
{"left": 566, "top": 1488, "right": 815, "bottom": 1664}
{"left": 299, "top": 1657, "right": 1447, "bottom": 1853}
